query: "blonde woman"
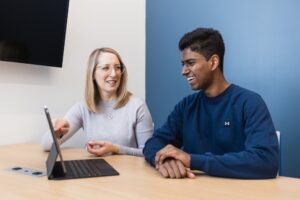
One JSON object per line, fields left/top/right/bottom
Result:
{"left": 41, "top": 48, "right": 153, "bottom": 156}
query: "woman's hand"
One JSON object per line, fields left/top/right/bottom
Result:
{"left": 87, "top": 140, "right": 119, "bottom": 156}
{"left": 52, "top": 118, "right": 70, "bottom": 138}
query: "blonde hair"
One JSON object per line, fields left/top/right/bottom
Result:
{"left": 85, "top": 47, "right": 131, "bottom": 113}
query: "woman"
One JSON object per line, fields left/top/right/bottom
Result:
{"left": 41, "top": 47, "right": 153, "bottom": 156}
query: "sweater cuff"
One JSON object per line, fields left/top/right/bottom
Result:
{"left": 118, "top": 145, "right": 143, "bottom": 157}
{"left": 190, "top": 154, "right": 207, "bottom": 171}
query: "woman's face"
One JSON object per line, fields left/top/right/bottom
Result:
{"left": 93, "top": 52, "right": 123, "bottom": 99}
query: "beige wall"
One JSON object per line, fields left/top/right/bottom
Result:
{"left": 0, "top": 0, "right": 145, "bottom": 146}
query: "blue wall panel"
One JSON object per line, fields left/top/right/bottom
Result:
{"left": 146, "top": 0, "right": 300, "bottom": 178}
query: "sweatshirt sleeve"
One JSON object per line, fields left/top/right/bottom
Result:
{"left": 190, "top": 94, "right": 279, "bottom": 179}
{"left": 143, "top": 101, "right": 184, "bottom": 166}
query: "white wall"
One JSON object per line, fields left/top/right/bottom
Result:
{"left": 0, "top": 0, "right": 145, "bottom": 147}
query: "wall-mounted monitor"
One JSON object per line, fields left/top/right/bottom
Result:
{"left": 0, "top": 0, "right": 69, "bottom": 68}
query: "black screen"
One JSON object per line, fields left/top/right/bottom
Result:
{"left": 0, "top": 0, "right": 69, "bottom": 67}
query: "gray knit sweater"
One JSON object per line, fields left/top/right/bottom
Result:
{"left": 41, "top": 96, "right": 154, "bottom": 156}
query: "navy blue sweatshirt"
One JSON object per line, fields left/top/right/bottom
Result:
{"left": 143, "top": 84, "right": 279, "bottom": 179}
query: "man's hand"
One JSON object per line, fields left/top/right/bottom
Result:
{"left": 52, "top": 118, "right": 70, "bottom": 138}
{"left": 156, "top": 158, "right": 195, "bottom": 179}
{"left": 155, "top": 144, "right": 191, "bottom": 168}
{"left": 87, "top": 140, "right": 119, "bottom": 156}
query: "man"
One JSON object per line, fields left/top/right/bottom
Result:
{"left": 143, "top": 27, "right": 279, "bottom": 179}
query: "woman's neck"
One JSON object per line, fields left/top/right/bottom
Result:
{"left": 100, "top": 91, "right": 117, "bottom": 101}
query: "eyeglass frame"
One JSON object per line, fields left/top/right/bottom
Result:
{"left": 94, "top": 64, "right": 125, "bottom": 74}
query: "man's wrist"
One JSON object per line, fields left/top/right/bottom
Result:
{"left": 186, "top": 154, "right": 191, "bottom": 168}
{"left": 113, "top": 144, "right": 120, "bottom": 154}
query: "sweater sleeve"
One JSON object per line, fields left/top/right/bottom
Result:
{"left": 118, "top": 100, "right": 154, "bottom": 156}
{"left": 190, "top": 94, "right": 279, "bottom": 179}
{"left": 143, "top": 101, "right": 183, "bottom": 166}
{"left": 40, "top": 103, "right": 83, "bottom": 151}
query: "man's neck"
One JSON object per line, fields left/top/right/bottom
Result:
{"left": 204, "top": 76, "right": 230, "bottom": 97}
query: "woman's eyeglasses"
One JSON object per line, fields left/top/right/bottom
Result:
{"left": 95, "top": 64, "right": 125, "bottom": 74}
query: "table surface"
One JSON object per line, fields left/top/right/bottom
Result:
{"left": 0, "top": 143, "right": 299, "bottom": 200}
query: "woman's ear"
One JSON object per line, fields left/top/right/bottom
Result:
{"left": 209, "top": 54, "right": 220, "bottom": 71}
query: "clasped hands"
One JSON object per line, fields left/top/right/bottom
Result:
{"left": 155, "top": 144, "right": 195, "bottom": 179}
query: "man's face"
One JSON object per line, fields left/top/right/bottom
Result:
{"left": 181, "top": 48, "right": 213, "bottom": 91}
